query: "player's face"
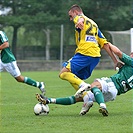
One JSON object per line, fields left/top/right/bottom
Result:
{"left": 68, "top": 10, "right": 76, "bottom": 21}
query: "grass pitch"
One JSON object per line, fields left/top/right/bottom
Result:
{"left": 0, "top": 70, "right": 132, "bottom": 133}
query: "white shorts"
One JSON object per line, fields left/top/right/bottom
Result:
{"left": 87, "top": 77, "right": 118, "bottom": 102}
{"left": 0, "top": 59, "right": 21, "bottom": 77}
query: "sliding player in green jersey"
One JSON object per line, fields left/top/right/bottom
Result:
{"left": 59, "top": 4, "right": 117, "bottom": 97}
{"left": 36, "top": 43, "right": 133, "bottom": 116}
{"left": 0, "top": 31, "right": 45, "bottom": 94}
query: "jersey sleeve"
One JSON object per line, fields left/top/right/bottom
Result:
{"left": 0, "top": 31, "right": 8, "bottom": 44}
{"left": 120, "top": 53, "right": 133, "bottom": 67}
{"left": 97, "top": 29, "right": 108, "bottom": 48}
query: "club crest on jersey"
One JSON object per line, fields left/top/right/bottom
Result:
{"left": 85, "top": 35, "right": 96, "bottom": 42}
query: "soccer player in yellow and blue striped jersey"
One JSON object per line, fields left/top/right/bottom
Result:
{"left": 59, "top": 4, "right": 118, "bottom": 92}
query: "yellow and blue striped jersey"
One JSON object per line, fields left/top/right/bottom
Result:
{"left": 73, "top": 15, "right": 108, "bottom": 57}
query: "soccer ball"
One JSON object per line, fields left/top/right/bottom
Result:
{"left": 34, "top": 102, "right": 49, "bottom": 115}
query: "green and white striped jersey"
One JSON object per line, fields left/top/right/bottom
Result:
{"left": 111, "top": 53, "right": 133, "bottom": 95}
{"left": 0, "top": 31, "right": 16, "bottom": 63}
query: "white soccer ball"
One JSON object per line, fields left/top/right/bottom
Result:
{"left": 116, "top": 67, "right": 119, "bottom": 71}
{"left": 34, "top": 102, "right": 49, "bottom": 115}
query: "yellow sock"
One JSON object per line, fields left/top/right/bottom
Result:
{"left": 82, "top": 91, "right": 88, "bottom": 99}
{"left": 60, "top": 72, "right": 84, "bottom": 89}
{"left": 82, "top": 91, "right": 89, "bottom": 102}
{"left": 70, "top": 83, "right": 79, "bottom": 91}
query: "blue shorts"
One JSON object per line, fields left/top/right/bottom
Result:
{"left": 63, "top": 53, "right": 100, "bottom": 80}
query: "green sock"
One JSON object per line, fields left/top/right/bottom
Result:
{"left": 48, "top": 96, "right": 76, "bottom": 105}
{"left": 24, "top": 77, "right": 40, "bottom": 88}
{"left": 91, "top": 87, "right": 104, "bottom": 105}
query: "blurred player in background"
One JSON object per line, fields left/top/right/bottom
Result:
{"left": 59, "top": 4, "right": 118, "bottom": 94}
{"left": 36, "top": 43, "right": 133, "bottom": 116}
{"left": 0, "top": 30, "right": 45, "bottom": 94}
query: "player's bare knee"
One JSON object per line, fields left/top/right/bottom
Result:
{"left": 90, "top": 81, "right": 102, "bottom": 90}
{"left": 91, "top": 81, "right": 98, "bottom": 88}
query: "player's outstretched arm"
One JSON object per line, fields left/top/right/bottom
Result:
{"left": 103, "top": 43, "right": 118, "bottom": 64}
{"left": 108, "top": 43, "right": 122, "bottom": 59}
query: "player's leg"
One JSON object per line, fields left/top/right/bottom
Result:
{"left": 36, "top": 92, "right": 94, "bottom": 116}
{"left": 59, "top": 54, "right": 93, "bottom": 91}
{"left": 49, "top": 96, "right": 77, "bottom": 105}
{"left": 36, "top": 93, "right": 82, "bottom": 105}
{"left": 74, "top": 56, "right": 100, "bottom": 96}
{"left": 76, "top": 79, "right": 108, "bottom": 116}
{"left": 5, "top": 61, "right": 45, "bottom": 94}
{"left": 70, "top": 83, "right": 79, "bottom": 90}
{"left": 91, "top": 79, "right": 109, "bottom": 116}
{"left": 60, "top": 69, "right": 89, "bottom": 91}
{"left": 79, "top": 91, "right": 94, "bottom": 115}
{"left": 91, "top": 87, "right": 108, "bottom": 116}
{"left": 80, "top": 78, "right": 118, "bottom": 116}
{"left": 18, "top": 76, "right": 45, "bottom": 94}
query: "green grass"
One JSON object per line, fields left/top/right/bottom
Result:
{"left": 0, "top": 70, "right": 133, "bottom": 133}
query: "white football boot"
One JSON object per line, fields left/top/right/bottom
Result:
{"left": 74, "top": 83, "right": 91, "bottom": 98}
{"left": 79, "top": 101, "right": 93, "bottom": 116}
